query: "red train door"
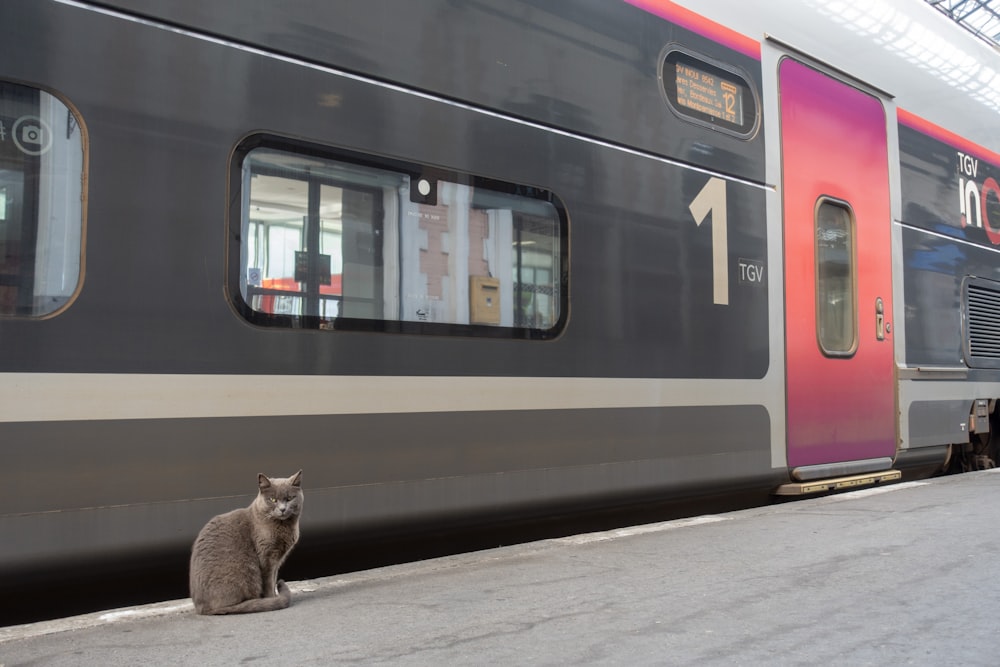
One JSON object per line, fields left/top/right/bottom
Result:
{"left": 780, "top": 58, "right": 896, "bottom": 477}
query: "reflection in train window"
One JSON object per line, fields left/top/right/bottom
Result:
{"left": 816, "top": 199, "right": 856, "bottom": 356}
{"left": 231, "top": 140, "right": 567, "bottom": 338}
{"left": 0, "top": 81, "right": 85, "bottom": 317}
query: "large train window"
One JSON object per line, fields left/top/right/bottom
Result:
{"left": 0, "top": 81, "right": 85, "bottom": 317}
{"left": 816, "top": 199, "right": 857, "bottom": 356}
{"left": 229, "top": 137, "right": 567, "bottom": 338}
{"left": 660, "top": 48, "right": 758, "bottom": 138}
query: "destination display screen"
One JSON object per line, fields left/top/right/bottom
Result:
{"left": 675, "top": 62, "right": 742, "bottom": 125}
{"left": 662, "top": 50, "right": 757, "bottom": 137}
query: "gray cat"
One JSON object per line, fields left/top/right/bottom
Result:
{"left": 189, "top": 470, "right": 303, "bottom": 615}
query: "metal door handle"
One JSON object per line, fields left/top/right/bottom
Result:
{"left": 875, "top": 297, "right": 885, "bottom": 341}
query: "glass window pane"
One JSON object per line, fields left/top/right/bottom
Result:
{"left": 0, "top": 81, "right": 85, "bottom": 317}
{"left": 816, "top": 200, "right": 856, "bottom": 355}
{"left": 234, "top": 142, "right": 566, "bottom": 338}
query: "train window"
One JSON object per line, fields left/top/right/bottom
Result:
{"left": 0, "top": 81, "right": 85, "bottom": 317}
{"left": 230, "top": 138, "right": 567, "bottom": 338}
{"left": 816, "top": 199, "right": 857, "bottom": 356}
{"left": 660, "top": 49, "right": 758, "bottom": 138}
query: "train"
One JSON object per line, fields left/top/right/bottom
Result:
{"left": 2, "top": 0, "right": 999, "bottom": 579}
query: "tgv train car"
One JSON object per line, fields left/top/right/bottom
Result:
{"left": 1, "top": 0, "right": 999, "bottom": 576}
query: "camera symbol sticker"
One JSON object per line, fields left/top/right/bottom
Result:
{"left": 12, "top": 116, "right": 53, "bottom": 156}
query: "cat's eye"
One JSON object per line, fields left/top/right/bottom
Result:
{"left": 269, "top": 497, "right": 276, "bottom": 503}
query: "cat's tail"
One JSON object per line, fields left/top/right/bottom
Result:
{"left": 197, "top": 581, "right": 293, "bottom": 615}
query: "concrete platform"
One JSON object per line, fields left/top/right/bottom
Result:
{"left": 3, "top": 471, "right": 1000, "bottom": 666}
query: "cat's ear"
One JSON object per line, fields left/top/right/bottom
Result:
{"left": 258, "top": 473, "right": 272, "bottom": 490}
{"left": 289, "top": 470, "right": 303, "bottom": 487}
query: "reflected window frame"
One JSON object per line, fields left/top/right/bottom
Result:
{"left": 227, "top": 134, "right": 569, "bottom": 340}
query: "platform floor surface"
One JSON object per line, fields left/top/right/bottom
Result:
{"left": 3, "top": 471, "right": 1000, "bottom": 666}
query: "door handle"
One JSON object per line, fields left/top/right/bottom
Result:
{"left": 875, "top": 297, "right": 885, "bottom": 341}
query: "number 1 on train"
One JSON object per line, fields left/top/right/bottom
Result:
{"left": 689, "top": 177, "right": 729, "bottom": 306}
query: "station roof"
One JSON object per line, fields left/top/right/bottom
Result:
{"left": 925, "top": 0, "right": 1000, "bottom": 48}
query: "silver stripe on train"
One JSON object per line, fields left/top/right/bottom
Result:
{"left": 0, "top": 373, "right": 780, "bottom": 422}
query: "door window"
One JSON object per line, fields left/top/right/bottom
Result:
{"left": 816, "top": 199, "right": 857, "bottom": 356}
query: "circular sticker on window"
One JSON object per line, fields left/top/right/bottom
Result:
{"left": 12, "top": 115, "right": 53, "bottom": 156}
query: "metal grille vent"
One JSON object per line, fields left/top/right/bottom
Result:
{"left": 966, "top": 281, "right": 1000, "bottom": 366}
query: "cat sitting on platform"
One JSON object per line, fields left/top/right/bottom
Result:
{"left": 190, "top": 470, "right": 303, "bottom": 615}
